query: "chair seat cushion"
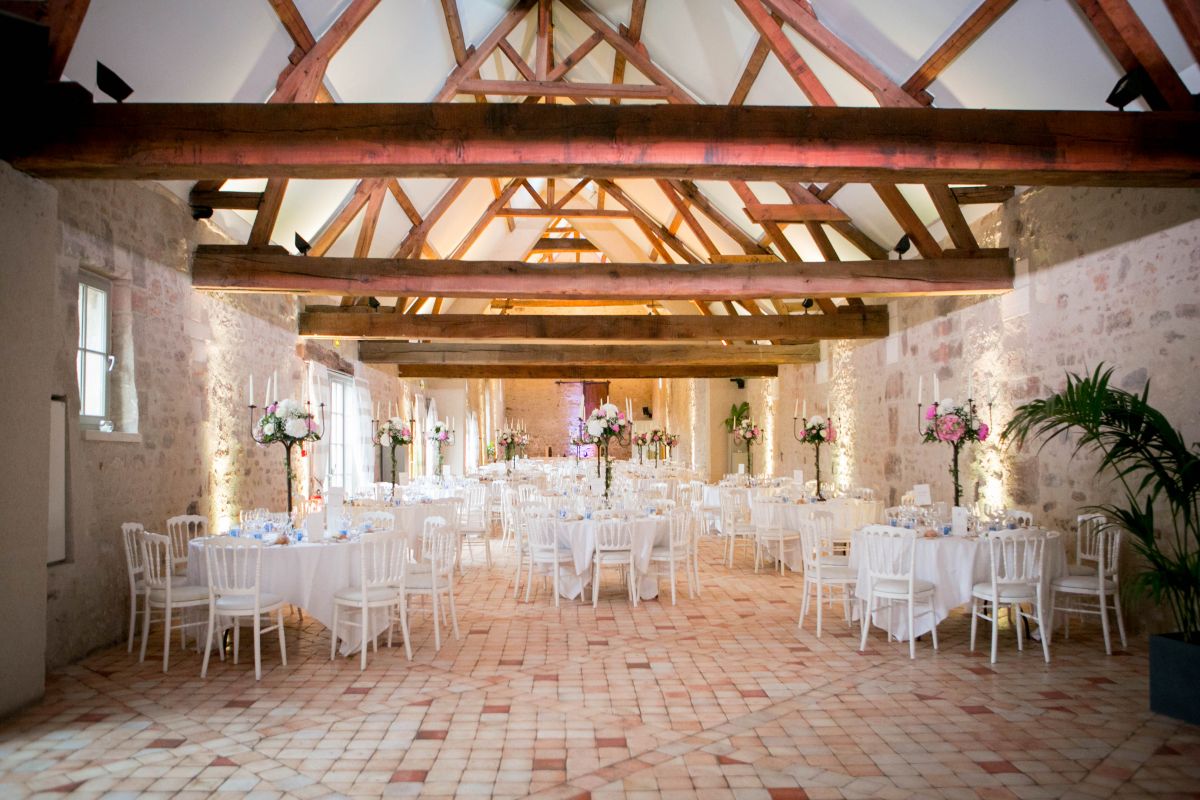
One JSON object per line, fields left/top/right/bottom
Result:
{"left": 215, "top": 592, "right": 284, "bottom": 611}
{"left": 405, "top": 572, "right": 451, "bottom": 590}
{"left": 136, "top": 575, "right": 188, "bottom": 592}
{"left": 147, "top": 584, "right": 208, "bottom": 603}
{"left": 813, "top": 565, "right": 857, "bottom": 582}
{"left": 820, "top": 555, "right": 850, "bottom": 567}
{"left": 649, "top": 546, "right": 681, "bottom": 559}
{"left": 1052, "top": 574, "right": 1117, "bottom": 592}
{"left": 870, "top": 577, "right": 935, "bottom": 596}
{"left": 971, "top": 582, "right": 1037, "bottom": 602}
{"left": 334, "top": 585, "right": 399, "bottom": 604}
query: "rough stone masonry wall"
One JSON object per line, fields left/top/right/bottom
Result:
{"left": 502, "top": 379, "right": 654, "bottom": 460}
{"left": 772, "top": 187, "right": 1200, "bottom": 628}
{"left": 44, "top": 178, "right": 404, "bottom": 669}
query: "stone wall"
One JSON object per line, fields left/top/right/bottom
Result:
{"left": 502, "top": 379, "right": 654, "bottom": 459}
{"left": 40, "top": 177, "right": 404, "bottom": 669}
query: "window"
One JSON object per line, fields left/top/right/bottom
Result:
{"left": 76, "top": 273, "right": 111, "bottom": 427}
{"left": 327, "top": 373, "right": 354, "bottom": 488}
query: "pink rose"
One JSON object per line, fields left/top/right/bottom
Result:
{"left": 925, "top": 405, "right": 937, "bottom": 421}
{"left": 935, "top": 414, "right": 965, "bottom": 443}
{"left": 977, "top": 422, "right": 989, "bottom": 442}
{"left": 826, "top": 424, "right": 836, "bottom": 443}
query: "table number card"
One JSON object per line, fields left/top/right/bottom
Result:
{"left": 913, "top": 484, "right": 932, "bottom": 506}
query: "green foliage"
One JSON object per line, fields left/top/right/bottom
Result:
{"left": 723, "top": 401, "right": 750, "bottom": 432}
{"left": 1002, "top": 365, "right": 1200, "bottom": 637}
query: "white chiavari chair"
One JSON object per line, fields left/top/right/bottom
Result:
{"left": 797, "top": 518, "right": 857, "bottom": 637}
{"left": 971, "top": 530, "right": 1050, "bottom": 663}
{"left": 165, "top": 515, "right": 207, "bottom": 575}
{"left": 593, "top": 518, "right": 635, "bottom": 608}
{"left": 121, "top": 522, "right": 145, "bottom": 652}
{"left": 858, "top": 527, "right": 940, "bottom": 659}
{"left": 139, "top": 532, "right": 209, "bottom": 673}
{"left": 331, "top": 530, "right": 409, "bottom": 669}
{"left": 199, "top": 536, "right": 287, "bottom": 680}
{"left": 404, "top": 517, "right": 459, "bottom": 651}
{"left": 1050, "top": 522, "right": 1127, "bottom": 654}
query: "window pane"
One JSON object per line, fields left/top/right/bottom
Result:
{"left": 77, "top": 284, "right": 87, "bottom": 348}
{"left": 331, "top": 382, "right": 343, "bottom": 415}
{"left": 84, "top": 285, "right": 107, "bottom": 351}
{"left": 76, "top": 350, "right": 85, "bottom": 411}
{"left": 82, "top": 351, "right": 107, "bottom": 417}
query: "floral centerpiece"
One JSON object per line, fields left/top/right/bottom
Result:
{"left": 797, "top": 415, "right": 836, "bottom": 500}
{"left": 633, "top": 431, "right": 649, "bottom": 464}
{"left": 922, "top": 398, "right": 988, "bottom": 506}
{"left": 497, "top": 428, "right": 527, "bottom": 473}
{"left": 585, "top": 403, "right": 632, "bottom": 500}
{"left": 376, "top": 417, "right": 412, "bottom": 492}
{"left": 648, "top": 429, "right": 668, "bottom": 466}
{"left": 734, "top": 419, "right": 763, "bottom": 476}
{"left": 664, "top": 433, "right": 680, "bottom": 458}
{"left": 253, "top": 398, "right": 322, "bottom": 514}
{"left": 427, "top": 420, "right": 454, "bottom": 479}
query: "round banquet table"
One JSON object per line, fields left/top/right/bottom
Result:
{"left": 188, "top": 537, "right": 390, "bottom": 656}
{"left": 749, "top": 498, "right": 884, "bottom": 570}
{"left": 547, "top": 514, "right": 671, "bottom": 601}
{"left": 847, "top": 525, "right": 1067, "bottom": 640}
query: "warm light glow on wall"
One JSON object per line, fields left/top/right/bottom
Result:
{"left": 965, "top": 330, "right": 1012, "bottom": 509}
{"left": 762, "top": 377, "right": 779, "bottom": 477}
{"left": 202, "top": 300, "right": 247, "bottom": 531}
{"left": 830, "top": 342, "right": 857, "bottom": 492}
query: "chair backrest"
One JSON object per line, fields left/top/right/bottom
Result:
{"left": 899, "top": 492, "right": 916, "bottom": 507}
{"left": 650, "top": 498, "right": 676, "bottom": 514}
{"left": 356, "top": 510, "right": 395, "bottom": 533}
{"left": 358, "top": 531, "right": 407, "bottom": 591}
{"left": 420, "top": 516, "right": 457, "bottom": 577}
{"left": 202, "top": 536, "right": 265, "bottom": 599}
{"left": 140, "top": 531, "right": 173, "bottom": 591}
{"left": 648, "top": 481, "right": 670, "bottom": 499}
{"left": 986, "top": 530, "right": 1046, "bottom": 589}
{"left": 1094, "top": 524, "right": 1121, "bottom": 578}
{"left": 667, "top": 510, "right": 691, "bottom": 552}
{"left": 526, "top": 515, "right": 551, "bottom": 550}
{"left": 1076, "top": 513, "right": 1107, "bottom": 566}
{"left": 811, "top": 510, "right": 835, "bottom": 541}
{"left": 860, "top": 526, "right": 917, "bottom": 587}
{"left": 595, "top": 518, "right": 631, "bottom": 551}
{"left": 719, "top": 488, "right": 749, "bottom": 527}
{"left": 121, "top": 522, "right": 145, "bottom": 587}
{"left": 517, "top": 483, "right": 539, "bottom": 504}
{"left": 166, "top": 515, "right": 207, "bottom": 571}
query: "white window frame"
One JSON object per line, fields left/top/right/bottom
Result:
{"left": 76, "top": 272, "right": 112, "bottom": 428}
{"left": 327, "top": 372, "right": 355, "bottom": 489}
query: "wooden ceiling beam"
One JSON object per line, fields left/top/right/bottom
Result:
{"left": 456, "top": 78, "right": 674, "bottom": 100}
{"left": 360, "top": 342, "right": 818, "bottom": 366}
{"left": 530, "top": 237, "right": 599, "bottom": 253}
{"left": 45, "top": 0, "right": 90, "bottom": 81}
{"left": 187, "top": 190, "right": 263, "bottom": 210}
{"left": 299, "top": 307, "right": 887, "bottom": 341}
{"left": 394, "top": 364, "right": 781, "bottom": 379}
{"left": 309, "top": 178, "right": 380, "bottom": 257}
{"left": 1166, "top": 0, "right": 1200, "bottom": 63}
{"left": 1075, "top": 0, "right": 1193, "bottom": 111}
{"left": 734, "top": 0, "right": 835, "bottom": 105}
{"left": 192, "top": 246, "right": 1013, "bottom": 299}
{"left": 608, "top": 0, "right": 647, "bottom": 104}
{"left": 274, "top": 0, "right": 381, "bottom": 101}
{"left": 951, "top": 185, "right": 1016, "bottom": 204}
{"left": 902, "top": 0, "right": 1018, "bottom": 97}
{"left": 498, "top": 208, "right": 631, "bottom": 218}
{"left": 872, "top": 184, "right": 943, "bottom": 259}
{"left": 14, "top": 103, "right": 1200, "bottom": 185}
{"left": 743, "top": 202, "right": 851, "bottom": 223}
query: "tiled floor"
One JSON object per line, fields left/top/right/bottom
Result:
{"left": 2, "top": 538, "right": 1198, "bottom": 799}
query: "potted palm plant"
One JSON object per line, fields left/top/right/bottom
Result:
{"left": 1002, "top": 365, "right": 1199, "bottom": 725}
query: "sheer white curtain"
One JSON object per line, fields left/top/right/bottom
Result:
{"left": 350, "top": 377, "right": 374, "bottom": 491}
{"left": 465, "top": 411, "right": 479, "bottom": 473}
{"left": 307, "top": 362, "right": 331, "bottom": 498}
{"left": 424, "top": 398, "right": 439, "bottom": 477}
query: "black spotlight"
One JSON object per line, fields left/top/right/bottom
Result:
{"left": 96, "top": 61, "right": 133, "bottom": 103}
{"left": 730, "top": 378, "right": 746, "bottom": 389}
{"left": 1106, "top": 66, "right": 1150, "bottom": 110}
{"left": 642, "top": 406, "right": 651, "bottom": 419}
{"left": 294, "top": 232, "right": 312, "bottom": 255}
{"left": 894, "top": 234, "right": 911, "bottom": 259}
{"left": 367, "top": 296, "right": 381, "bottom": 309}
{"left": 800, "top": 297, "right": 815, "bottom": 312}
{"left": 190, "top": 205, "right": 213, "bottom": 220}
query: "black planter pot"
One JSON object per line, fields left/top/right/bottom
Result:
{"left": 1149, "top": 633, "right": 1200, "bottom": 726}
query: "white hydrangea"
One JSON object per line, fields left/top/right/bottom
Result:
{"left": 284, "top": 417, "right": 309, "bottom": 438}
{"left": 600, "top": 402, "right": 619, "bottom": 417}
{"left": 586, "top": 419, "right": 604, "bottom": 436}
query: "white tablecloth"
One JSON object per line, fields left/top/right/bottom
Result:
{"left": 749, "top": 498, "right": 884, "bottom": 570}
{"left": 848, "top": 527, "right": 1067, "bottom": 639}
{"left": 548, "top": 515, "right": 671, "bottom": 601}
{"left": 188, "top": 538, "right": 391, "bottom": 656}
